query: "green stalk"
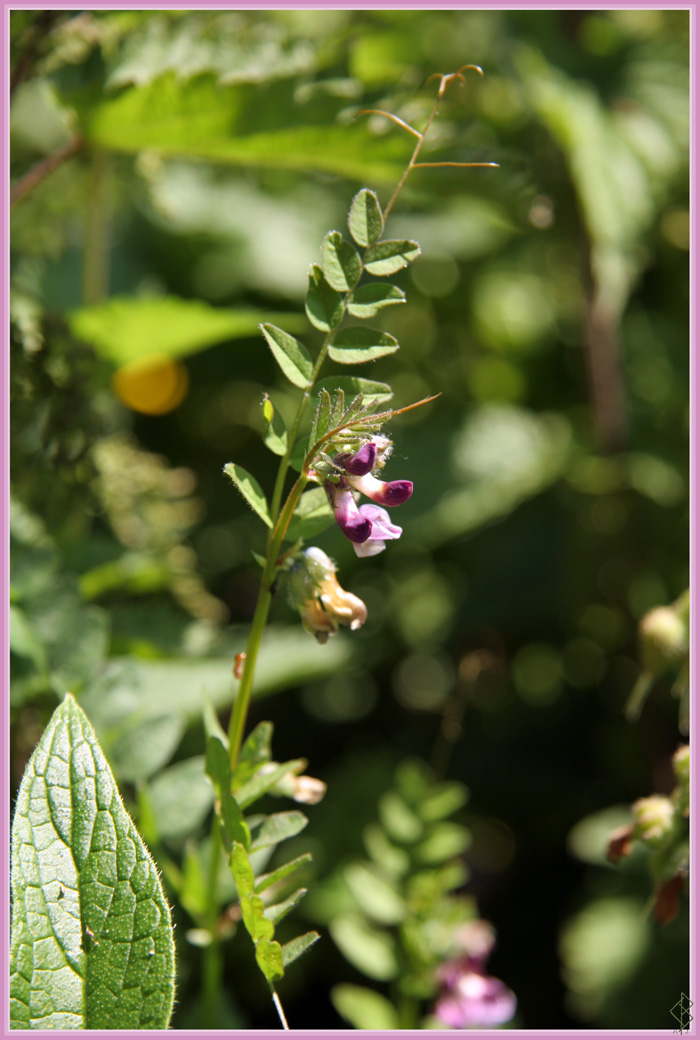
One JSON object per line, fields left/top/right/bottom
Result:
{"left": 201, "top": 816, "right": 223, "bottom": 1028}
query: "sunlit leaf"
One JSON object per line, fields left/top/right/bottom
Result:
{"left": 69, "top": 295, "right": 300, "bottom": 366}
{"left": 328, "top": 327, "right": 399, "bottom": 364}
{"left": 347, "top": 283, "right": 405, "bottom": 318}
{"left": 305, "top": 265, "right": 344, "bottom": 331}
{"left": 322, "top": 231, "right": 362, "bottom": 292}
{"left": 260, "top": 323, "right": 314, "bottom": 389}
{"left": 10, "top": 694, "right": 175, "bottom": 1029}
{"left": 364, "top": 239, "right": 421, "bottom": 275}
{"left": 348, "top": 188, "right": 383, "bottom": 248}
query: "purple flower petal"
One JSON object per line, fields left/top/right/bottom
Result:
{"left": 346, "top": 473, "right": 413, "bottom": 506}
{"left": 353, "top": 504, "right": 402, "bottom": 557}
{"left": 326, "top": 484, "right": 372, "bottom": 544}
{"left": 344, "top": 441, "right": 377, "bottom": 476}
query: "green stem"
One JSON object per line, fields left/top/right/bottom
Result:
{"left": 202, "top": 816, "right": 223, "bottom": 1027}
{"left": 228, "top": 472, "right": 309, "bottom": 769}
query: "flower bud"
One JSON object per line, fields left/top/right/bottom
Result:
{"left": 639, "top": 606, "right": 688, "bottom": 676}
{"left": 631, "top": 795, "right": 674, "bottom": 846}
{"left": 287, "top": 547, "right": 367, "bottom": 643}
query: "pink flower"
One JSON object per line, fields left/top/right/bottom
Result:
{"left": 435, "top": 962, "right": 516, "bottom": 1029}
{"left": 325, "top": 437, "right": 412, "bottom": 553}
{"left": 353, "top": 505, "right": 402, "bottom": 557}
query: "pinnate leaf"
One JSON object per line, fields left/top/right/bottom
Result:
{"left": 348, "top": 283, "right": 405, "bottom": 318}
{"left": 261, "top": 323, "right": 313, "bottom": 389}
{"left": 364, "top": 239, "right": 421, "bottom": 275}
{"left": 305, "top": 265, "right": 344, "bottom": 331}
{"left": 328, "top": 327, "right": 399, "bottom": 364}
{"left": 322, "top": 231, "right": 362, "bottom": 292}
{"left": 223, "top": 463, "right": 272, "bottom": 528}
{"left": 348, "top": 189, "right": 384, "bottom": 247}
{"left": 10, "top": 694, "right": 175, "bottom": 1029}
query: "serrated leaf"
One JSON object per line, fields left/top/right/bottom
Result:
{"left": 364, "top": 239, "right": 421, "bottom": 276}
{"left": 328, "top": 327, "right": 399, "bottom": 365}
{"left": 309, "top": 388, "right": 332, "bottom": 450}
{"left": 305, "top": 265, "right": 344, "bottom": 332}
{"left": 260, "top": 323, "right": 313, "bottom": 389}
{"left": 348, "top": 283, "right": 405, "bottom": 318}
{"left": 313, "top": 376, "right": 393, "bottom": 407}
{"left": 348, "top": 188, "right": 384, "bottom": 248}
{"left": 235, "top": 759, "right": 306, "bottom": 811}
{"left": 284, "top": 487, "right": 334, "bottom": 544}
{"left": 255, "top": 935, "right": 284, "bottom": 983}
{"left": 223, "top": 463, "right": 272, "bottom": 528}
{"left": 331, "top": 983, "right": 400, "bottom": 1030}
{"left": 322, "top": 231, "right": 362, "bottom": 292}
{"left": 281, "top": 930, "right": 321, "bottom": 967}
{"left": 250, "top": 810, "right": 308, "bottom": 851}
{"left": 255, "top": 853, "right": 313, "bottom": 895}
{"left": 10, "top": 694, "right": 175, "bottom": 1029}
{"left": 264, "top": 887, "right": 307, "bottom": 924}
{"left": 329, "top": 913, "right": 398, "bottom": 981}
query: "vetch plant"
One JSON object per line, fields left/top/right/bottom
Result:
{"left": 10, "top": 66, "right": 497, "bottom": 1030}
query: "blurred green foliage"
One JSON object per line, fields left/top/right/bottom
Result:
{"left": 10, "top": 8, "right": 689, "bottom": 1029}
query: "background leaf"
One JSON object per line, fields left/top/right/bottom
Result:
{"left": 69, "top": 295, "right": 303, "bottom": 366}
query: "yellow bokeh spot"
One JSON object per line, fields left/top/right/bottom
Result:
{"left": 112, "top": 354, "right": 189, "bottom": 415}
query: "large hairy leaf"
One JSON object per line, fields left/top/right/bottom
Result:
{"left": 10, "top": 694, "right": 175, "bottom": 1029}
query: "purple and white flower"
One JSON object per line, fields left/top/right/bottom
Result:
{"left": 325, "top": 437, "right": 412, "bottom": 555}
